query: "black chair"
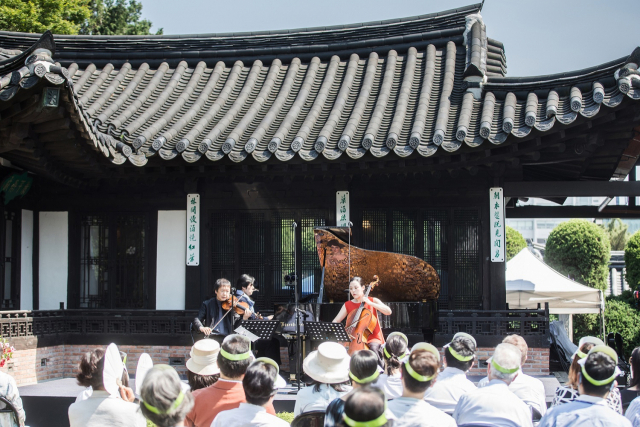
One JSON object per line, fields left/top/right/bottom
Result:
{"left": 0, "top": 395, "right": 20, "bottom": 427}
{"left": 531, "top": 406, "right": 543, "bottom": 423}
{"left": 291, "top": 410, "right": 325, "bottom": 427}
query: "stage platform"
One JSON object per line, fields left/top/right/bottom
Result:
{"left": 18, "top": 375, "right": 561, "bottom": 427}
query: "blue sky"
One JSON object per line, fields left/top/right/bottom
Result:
{"left": 139, "top": 0, "right": 640, "bottom": 77}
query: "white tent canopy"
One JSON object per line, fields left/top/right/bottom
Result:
{"left": 506, "top": 248, "right": 604, "bottom": 314}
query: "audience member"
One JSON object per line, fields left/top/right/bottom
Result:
{"left": 212, "top": 358, "right": 288, "bottom": 427}
{"left": 423, "top": 332, "right": 477, "bottom": 414}
{"left": 622, "top": 347, "right": 640, "bottom": 412}
{"left": 184, "top": 334, "right": 275, "bottom": 427}
{"left": 68, "top": 348, "right": 146, "bottom": 427}
{"left": 295, "top": 342, "right": 351, "bottom": 416}
{"left": 539, "top": 345, "right": 631, "bottom": 427}
{"left": 453, "top": 343, "right": 532, "bottom": 427}
{"left": 552, "top": 336, "right": 622, "bottom": 413}
{"left": 477, "top": 334, "right": 546, "bottom": 417}
{"left": 139, "top": 365, "right": 194, "bottom": 427}
{"left": 339, "top": 387, "right": 393, "bottom": 427}
{"left": 377, "top": 332, "right": 409, "bottom": 400}
{"left": 185, "top": 339, "right": 220, "bottom": 391}
{"left": 387, "top": 343, "right": 456, "bottom": 427}
{"left": 0, "top": 370, "right": 25, "bottom": 427}
{"left": 627, "top": 396, "right": 640, "bottom": 427}
{"left": 325, "top": 350, "right": 380, "bottom": 426}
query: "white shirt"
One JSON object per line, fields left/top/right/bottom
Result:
{"left": 377, "top": 373, "right": 403, "bottom": 400}
{"left": 453, "top": 379, "right": 533, "bottom": 427}
{"left": 387, "top": 397, "right": 456, "bottom": 427}
{"left": 477, "top": 369, "right": 547, "bottom": 415}
{"left": 68, "top": 390, "right": 146, "bottom": 427}
{"left": 625, "top": 396, "right": 640, "bottom": 427}
{"left": 423, "top": 367, "right": 477, "bottom": 414}
{"left": 212, "top": 402, "right": 289, "bottom": 427}
{"left": 539, "top": 395, "right": 632, "bottom": 427}
{"left": 0, "top": 372, "right": 25, "bottom": 427}
{"left": 293, "top": 384, "right": 350, "bottom": 416}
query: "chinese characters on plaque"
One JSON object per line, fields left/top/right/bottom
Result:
{"left": 490, "top": 187, "right": 505, "bottom": 262}
{"left": 336, "top": 191, "right": 350, "bottom": 227}
{"left": 186, "top": 194, "right": 199, "bottom": 266}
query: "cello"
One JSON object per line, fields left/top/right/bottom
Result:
{"left": 344, "top": 275, "right": 380, "bottom": 355}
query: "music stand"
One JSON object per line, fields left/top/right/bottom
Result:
{"left": 240, "top": 320, "right": 279, "bottom": 340}
{"left": 304, "top": 321, "right": 351, "bottom": 342}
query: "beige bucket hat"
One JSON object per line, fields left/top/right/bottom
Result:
{"left": 186, "top": 339, "right": 221, "bottom": 376}
{"left": 303, "top": 342, "right": 351, "bottom": 384}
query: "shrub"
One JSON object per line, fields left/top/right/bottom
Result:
{"left": 506, "top": 226, "right": 527, "bottom": 261}
{"left": 625, "top": 231, "right": 640, "bottom": 290}
{"left": 544, "top": 219, "right": 610, "bottom": 292}
{"left": 277, "top": 412, "right": 295, "bottom": 423}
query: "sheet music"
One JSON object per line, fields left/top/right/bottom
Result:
{"left": 234, "top": 326, "right": 260, "bottom": 342}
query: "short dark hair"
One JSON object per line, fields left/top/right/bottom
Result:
{"left": 350, "top": 350, "right": 379, "bottom": 385}
{"left": 237, "top": 274, "right": 255, "bottom": 290}
{"left": 218, "top": 335, "right": 251, "bottom": 379}
{"left": 243, "top": 361, "right": 277, "bottom": 406}
{"left": 401, "top": 350, "right": 439, "bottom": 394}
{"left": 76, "top": 348, "right": 105, "bottom": 389}
{"left": 581, "top": 352, "right": 617, "bottom": 397}
{"left": 350, "top": 277, "right": 363, "bottom": 286}
{"left": 186, "top": 370, "right": 219, "bottom": 392}
{"left": 383, "top": 335, "right": 407, "bottom": 375}
{"left": 340, "top": 387, "right": 391, "bottom": 427}
{"left": 214, "top": 278, "right": 231, "bottom": 293}
{"left": 444, "top": 337, "right": 476, "bottom": 371}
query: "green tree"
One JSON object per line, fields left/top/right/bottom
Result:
{"left": 506, "top": 226, "right": 527, "bottom": 261}
{"left": 625, "top": 230, "right": 640, "bottom": 290}
{"left": 544, "top": 219, "right": 610, "bottom": 292}
{"left": 0, "top": 0, "right": 160, "bottom": 35}
{"left": 602, "top": 218, "right": 629, "bottom": 251}
{"left": 0, "top": 0, "right": 91, "bottom": 34}
{"left": 81, "top": 0, "right": 162, "bottom": 35}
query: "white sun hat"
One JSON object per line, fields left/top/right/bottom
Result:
{"left": 186, "top": 339, "right": 221, "bottom": 376}
{"left": 303, "top": 342, "right": 351, "bottom": 384}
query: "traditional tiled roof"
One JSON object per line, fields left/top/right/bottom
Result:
{"left": 0, "top": 4, "right": 638, "bottom": 181}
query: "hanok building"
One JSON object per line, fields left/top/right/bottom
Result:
{"left": 0, "top": 3, "right": 638, "bottom": 389}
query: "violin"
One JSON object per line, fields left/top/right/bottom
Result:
{"left": 345, "top": 275, "right": 380, "bottom": 355}
{"left": 221, "top": 295, "right": 263, "bottom": 320}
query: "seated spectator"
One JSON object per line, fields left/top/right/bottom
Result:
{"left": 338, "top": 387, "right": 393, "bottom": 427}
{"left": 539, "top": 345, "right": 631, "bottom": 427}
{"left": 212, "top": 358, "right": 287, "bottom": 427}
{"left": 295, "top": 342, "right": 351, "bottom": 416}
{"left": 387, "top": 343, "right": 456, "bottom": 427}
{"left": 68, "top": 348, "right": 146, "bottom": 427}
{"left": 377, "top": 332, "right": 409, "bottom": 400}
{"left": 477, "top": 334, "right": 546, "bottom": 417}
{"left": 0, "top": 370, "right": 25, "bottom": 427}
{"left": 423, "top": 332, "right": 477, "bottom": 414}
{"left": 185, "top": 339, "right": 220, "bottom": 391}
{"left": 552, "top": 336, "right": 622, "bottom": 413}
{"left": 622, "top": 347, "right": 640, "bottom": 412}
{"left": 185, "top": 334, "right": 275, "bottom": 427}
{"left": 453, "top": 343, "right": 533, "bottom": 427}
{"left": 139, "top": 365, "right": 194, "bottom": 427}
{"left": 627, "top": 395, "right": 640, "bottom": 426}
{"left": 325, "top": 349, "right": 380, "bottom": 426}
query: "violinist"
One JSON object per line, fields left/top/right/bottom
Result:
{"left": 332, "top": 276, "right": 392, "bottom": 364}
{"left": 193, "top": 278, "right": 251, "bottom": 343}
{"left": 235, "top": 274, "right": 273, "bottom": 320}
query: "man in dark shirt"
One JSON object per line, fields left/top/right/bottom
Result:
{"left": 193, "top": 278, "right": 251, "bottom": 342}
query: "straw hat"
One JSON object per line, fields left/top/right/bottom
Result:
{"left": 303, "top": 342, "right": 351, "bottom": 384}
{"left": 186, "top": 339, "right": 221, "bottom": 376}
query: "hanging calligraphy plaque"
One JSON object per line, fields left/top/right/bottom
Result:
{"left": 490, "top": 187, "right": 505, "bottom": 262}
{"left": 336, "top": 191, "right": 350, "bottom": 227}
{"left": 186, "top": 193, "right": 199, "bottom": 266}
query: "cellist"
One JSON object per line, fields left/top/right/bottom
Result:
{"left": 332, "top": 276, "right": 392, "bottom": 364}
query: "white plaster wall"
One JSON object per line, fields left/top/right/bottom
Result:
{"left": 20, "top": 210, "right": 33, "bottom": 310}
{"left": 39, "top": 212, "right": 68, "bottom": 310}
{"left": 156, "top": 211, "right": 186, "bottom": 309}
